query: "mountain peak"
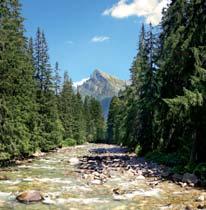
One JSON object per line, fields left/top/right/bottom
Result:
{"left": 92, "top": 69, "right": 108, "bottom": 79}
{"left": 76, "top": 69, "right": 128, "bottom": 118}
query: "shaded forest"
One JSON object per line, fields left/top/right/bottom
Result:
{"left": 107, "top": 0, "right": 206, "bottom": 175}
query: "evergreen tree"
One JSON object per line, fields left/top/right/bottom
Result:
{"left": 0, "top": 0, "right": 38, "bottom": 159}
{"left": 89, "top": 97, "right": 105, "bottom": 142}
{"left": 83, "top": 96, "right": 92, "bottom": 141}
{"left": 160, "top": 0, "right": 206, "bottom": 162}
{"left": 59, "top": 72, "right": 75, "bottom": 141}
{"left": 73, "top": 92, "right": 86, "bottom": 144}
{"left": 54, "top": 62, "right": 61, "bottom": 96}
{"left": 33, "top": 28, "right": 63, "bottom": 151}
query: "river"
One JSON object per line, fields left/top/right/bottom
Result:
{"left": 0, "top": 144, "right": 205, "bottom": 210}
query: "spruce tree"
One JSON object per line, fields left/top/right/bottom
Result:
{"left": 33, "top": 28, "right": 63, "bottom": 151}
{"left": 54, "top": 62, "right": 61, "bottom": 96}
{"left": 73, "top": 92, "right": 86, "bottom": 144}
{"left": 59, "top": 72, "right": 75, "bottom": 141}
{"left": 0, "top": 0, "right": 38, "bottom": 159}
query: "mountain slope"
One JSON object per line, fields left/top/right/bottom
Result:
{"left": 75, "top": 69, "right": 127, "bottom": 118}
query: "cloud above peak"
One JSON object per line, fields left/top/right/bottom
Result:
{"left": 91, "top": 36, "right": 110, "bottom": 43}
{"left": 103, "top": 0, "right": 170, "bottom": 25}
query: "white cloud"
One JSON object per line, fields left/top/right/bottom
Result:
{"left": 73, "top": 78, "right": 89, "bottom": 88}
{"left": 91, "top": 36, "right": 110, "bottom": 43}
{"left": 102, "top": 0, "right": 170, "bottom": 25}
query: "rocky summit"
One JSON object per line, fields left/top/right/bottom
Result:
{"left": 75, "top": 69, "right": 128, "bottom": 118}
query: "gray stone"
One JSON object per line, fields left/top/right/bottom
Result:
{"left": 182, "top": 173, "right": 198, "bottom": 186}
{"left": 172, "top": 173, "right": 183, "bottom": 182}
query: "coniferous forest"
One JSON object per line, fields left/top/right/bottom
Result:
{"left": 0, "top": 0, "right": 105, "bottom": 163}
{"left": 1, "top": 0, "right": 206, "bottom": 177}
{"left": 107, "top": 0, "right": 206, "bottom": 174}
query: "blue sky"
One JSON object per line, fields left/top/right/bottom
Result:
{"left": 20, "top": 0, "right": 168, "bottom": 82}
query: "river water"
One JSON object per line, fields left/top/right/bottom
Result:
{"left": 0, "top": 144, "right": 205, "bottom": 210}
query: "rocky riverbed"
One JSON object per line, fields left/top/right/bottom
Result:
{"left": 0, "top": 144, "right": 205, "bottom": 210}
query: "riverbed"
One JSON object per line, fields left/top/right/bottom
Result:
{"left": 0, "top": 144, "right": 205, "bottom": 210}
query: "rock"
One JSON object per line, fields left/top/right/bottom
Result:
{"left": 148, "top": 180, "right": 161, "bottom": 187}
{"left": 182, "top": 173, "right": 198, "bottom": 186}
{"left": 178, "top": 182, "right": 187, "bottom": 188}
{"left": 0, "top": 175, "right": 9, "bottom": 180}
{"left": 91, "top": 179, "right": 102, "bottom": 185}
{"left": 15, "top": 160, "right": 22, "bottom": 165}
{"left": 16, "top": 191, "right": 44, "bottom": 203}
{"left": 195, "top": 195, "right": 205, "bottom": 202}
{"left": 162, "top": 171, "right": 171, "bottom": 178}
{"left": 27, "top": 159, "right": 33, "bottom": 163}
{"left": 172, "top": 173, "right": 183, "bottom": 182}
{"left": 160, "top": 204, "right": 172, "bottom": 209}
{"left": 68, "top": 157, "right": 79, "bottom": 165}
{"left": 112, "top": 188, "right": 125, "bottom": 195}
{"left": 136, "top": 175, "right": 145, "bottom": 180}
{"left": 32, "top": 151, "right": 45, "bottom": 158}
{"left": 185, "top": 205, "right": 193, "bottom": 210}
{"left": 197, "top": 204, "right": 206, "bottom": 209}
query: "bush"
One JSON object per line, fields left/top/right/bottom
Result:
{"left": 193, "top": 163, "right": 206, "bottom": 179}
{"left": 135, "top": 145, "right": 142, "bottom": 156}
{"left": 145, "top": 151, "right": 181, "bottom": 167}
{"left": 62, "top": 138, "right": 77, "bottom": 147}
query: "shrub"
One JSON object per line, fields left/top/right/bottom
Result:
{"left": 62, "top": 138, "right": 77, "bottom": 147}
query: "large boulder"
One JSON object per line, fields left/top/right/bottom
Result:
{"left": 182, "top": 173, "right": 198, "bottom": 186}
{"left": 16, "top": 191, "right": 44, "bottom": 203}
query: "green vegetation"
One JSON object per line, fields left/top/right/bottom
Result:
{"left": 107, "top": 0, "right": 206, "bottom": 173}
{"left": 0, "top": 0, "right": 105, "bottom": 163}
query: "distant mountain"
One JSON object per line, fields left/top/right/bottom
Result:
{"left": 74, "top": 69, "right": 128, "bottom": 118}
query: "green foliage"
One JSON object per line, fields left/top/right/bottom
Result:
{"left": 0, "top": 0, "right": 106, "bottom": 163}
{"left": 135, "top": 145, "right": 142, "bottom": 156}
{"left": 0, "top": 0, "right": 38, "bottom": 159}
{"left": 107, "top": 0, "right": 206, "bottom": 175}
{"left": 62, "top": 138, "right": 77, "bottom": 147}
{"left": 146, "top": 151, "right": 181, "bottom": 167}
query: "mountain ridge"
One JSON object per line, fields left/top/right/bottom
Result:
{"left": 74, "top": 69, "right": 127, "bottom": 118}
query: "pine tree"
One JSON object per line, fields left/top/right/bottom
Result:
{"left": 33, "top": 28, "right": 63, "bottom": 151}
{"left": 73, "top": 92, "right": 86, "bottom": 144}
{"left": 59, "top": 72, "right": 75, "bottom": 141}
{"left": 107, "top": 96, "right": 122, "bottom": 144}
{"left": 161, "top": 0, "right": 206, "bottom": 162}
{"left": 83, "top": 96, "right": 92, "bottom": 141}
{"left": 54, "top": 62, "right": 61, "bottom": 96}
{"left": 89, "top": 97, "right": 105, "bottom": 142}
{"left": 0, "top": 0, "right": 38, "bottom": 160}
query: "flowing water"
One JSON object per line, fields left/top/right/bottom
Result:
{"left": 0, "top": 144, "right": 205, "bottom": 210}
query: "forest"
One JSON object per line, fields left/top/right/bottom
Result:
{"left": 107, "top": 0, "right": 206, "bottom": 176}
{"left": 0, "top": 0, "right": 206, "bottom": 176}
{"left": 0, "top": 0, "right": 105, "bottom": 163}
